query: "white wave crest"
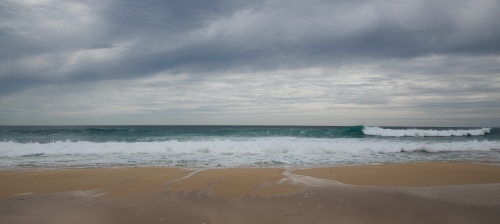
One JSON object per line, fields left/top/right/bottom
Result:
{"left": 363, "top": 126, "right": 491, "bottom": 137}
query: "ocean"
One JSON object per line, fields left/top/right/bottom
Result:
{"left": 0, "top": 126, "right": 499, "bottom": 169}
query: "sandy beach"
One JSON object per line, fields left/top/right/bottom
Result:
{"left": 292, "top": 162, "right": 500, "bottom": 186}
{"left": 1, "top": 162, "right": 500, "bottom": 223}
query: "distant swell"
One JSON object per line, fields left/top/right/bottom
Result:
{"left": 362, "top": 126, "right": 491, "bottom": 137}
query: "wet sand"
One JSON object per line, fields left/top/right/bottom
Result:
{"left": 0, "top": 167, "right": 192, "bottom": 198}
{"left": 1, "top": 162, "right": 500, "bottom": 224}
{"left": 292, "top": 162, "right": 500, "bottom": 186}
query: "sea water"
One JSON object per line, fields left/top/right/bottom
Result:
{"left": 0, "top": 126, "right": 499, "bottom": 169}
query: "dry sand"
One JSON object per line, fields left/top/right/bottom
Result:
{"left": 1, "top": 162, "right": 500, "bottom": 224}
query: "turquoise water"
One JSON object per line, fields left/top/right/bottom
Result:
{"left": 1, "top": 126, "right": 498, "bottom": 143}
{"left": 0, "top": 126, "right": 499, "bottom": 169}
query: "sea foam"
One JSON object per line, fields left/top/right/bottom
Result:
{"left": 1, "top": 138, "right": 499, "bottom": 168}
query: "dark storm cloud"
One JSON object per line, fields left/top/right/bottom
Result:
{"left": 1, "top": 0, "right": 500, "bottom": 95}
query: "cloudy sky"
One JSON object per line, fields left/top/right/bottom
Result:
{"left": 0, "top": 0, "right": 499, "bottom": 126}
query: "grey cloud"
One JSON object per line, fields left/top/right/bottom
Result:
{"left": 1, "top": 67, "right": 498, "bottom": 126}
{"left": 87, "top": 43, "right": 115, "bottom": 50}
{"left": 1, "top": 0, "right": 500, "bottom": 95}
{"left": 416, "top": 101, "right": 500, "bottom": 109}
{"left": 0, "top": 0, "right": 499, "bottom": 126}
{"left": 102, "top": 0, "right": 265, "bottom": 33}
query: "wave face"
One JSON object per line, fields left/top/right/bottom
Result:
{"left": 0, "top": 126, "right": 499, "bottom": 169}
{"left": 0, "top": 126, "right": 367, "bottom": 143}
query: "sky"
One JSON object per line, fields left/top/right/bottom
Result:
{"left": 0, "top": 0, "right": 499, "bottom": 126}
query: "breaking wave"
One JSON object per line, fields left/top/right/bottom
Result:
{"left": 362, "top": 126, "right": 491, "bottom": 137}
{"left": 1, "top": 138, "right": 499, "bottom": 168}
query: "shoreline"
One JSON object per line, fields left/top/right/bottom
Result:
{"left": 3, "top": 160, "right": 500, "bottom": 172}
{"left": 2, "top": 162, "right": 500, "bottom": 223}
